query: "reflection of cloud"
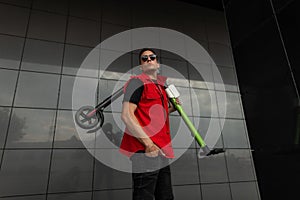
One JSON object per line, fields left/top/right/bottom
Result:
{"left": 60, "top": 126, "right": 76, "bottom": 132}
{"left": 15, "top": 72, "right": 59, "bottom": 108}
{"left": 8, "top": 108, "right": 55, "bottom": 144}
{"left": 21, "top": 134, "right": 50, "bottom": 142}
{"left": 22, "top": 61, "right": 61, "bottom": 72}
{"left": 100, "top": 70, "right": 131, "bottom": 81}
{"left": 55, "top": 125, "right": 78, "bottom": 141}
{"left": 55, "top": 111, "right": 79, "bottom": 142}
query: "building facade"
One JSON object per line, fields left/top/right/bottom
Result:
{"left": 0, "top": 0, "right": 261, "bottom": 199}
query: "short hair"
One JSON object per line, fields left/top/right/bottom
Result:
{"left": 138, "top": 48, "right": 158, "bottom": 64}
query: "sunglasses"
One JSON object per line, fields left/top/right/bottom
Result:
{"left": 141, "top": 54, "right": 157, "bottom": 62}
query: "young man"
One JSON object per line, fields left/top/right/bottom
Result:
{"left": 120, "top": 48, "right": 176, "bottom": 200}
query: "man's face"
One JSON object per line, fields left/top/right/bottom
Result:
{"left": 140, "top": 50, "right": 159, "bottom": 73}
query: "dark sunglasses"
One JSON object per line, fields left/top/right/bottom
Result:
{"left": 141, "top": 54, "right": 157, "bottom": 62}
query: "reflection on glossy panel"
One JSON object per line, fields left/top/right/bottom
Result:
{"left": 183, "top": 10, "right": 206, "bottom": 43}
{"left": 94, "top": 159, "right": 131, "bottom": 190}
{"left": 54, "top": 110, "right": 87, "bottom": 148}
{"left": 226, "top": 149, "right": 256, "bottom": 182}
{"left": 202, "top": 183, "right": 231, "bottom": 200}
{"left": 185, "top": 36, "right": 211, "bottom": 65}
{"left": 173, "top": 185, "right": 202, "bottom": 200}
{"left": 21, "top": 39, "right": 64, "bottom": 73}
{"left": 79, "top": 47, "right": 100, "bottom": 77}
{"left": 93, "top": 189, "right": 132, "bottom": 200}
{"left": 48, "top": 149, "right": 94, "bottom": 193}
{"left": 66, "top": 17, "right": 100, "bottom": 47}
{"left": 0, "top": 195, "right": 46, "bottom": 200}
{"left": 100, "top": 23, "right": 131, "bottom": 51}
{"left": 191, "top": 88, "right": 218, "bottom": 118}
{"left": 32, "top": 0, "right": 68, "bottom": 15}
{"left": 222, "top": 119, "right": 250, "bottom": 148}
{"left": 169, "top": 115, "right": 196, "bottom": 149}
{"left": 209, "top": 43, "right": 233, "bottom": 68}
{"left": 188, "top": 62, "right": 214, "bottom": 90}
{"left": 69, "top": 0, "right": 101, "bottom": 21}
{"left": 205, "top": 11, "right": 230, "bottom": 45}
{"left": 158, "top": 9, "right": 185, "bottom": 32}
{"left": 171, "top": 149, "right": 199, "bottom": 185}
{"left": 47, "top": 192, "right": 91, "bottom": 200}
{"left": 94, "top": 148, "right": 132, "bottom": 173}
{"left": 14, "top": 71, "right": 60, "bottom": 108}
{"left": 0, "top": 107, "right": 10, "bottom": 148}
{"left": 170, "top": 86, "right": 192, "bottom": 116}
{"left": 0, "top": 35, "right": 24, "bottom": 69}
{"left": 131, "top": 3, "right": 161, "bottom": 28}
{"left": 6, "top": 108, "right": 55, "bottom": 148}
{"left": 96, "top": 112, "right": 124, "bottom": 149}
{"left": 131, "top": 52, "right": 143, "bottom": 69}
{"left": 27, "top": 10, "right": 67, "bottom": 42}
{"left": 198, "top": 150, "right": 228, "bottom": 183}
{"left": 0, "top": 69, "right": 18, "bottom": 106}
{"left": 102, "top": 1, "right": 131, "bottom": 26}
{"left": 131, "top": 29, "right": 160, "bottom": 53}
{"left": 101, "top": 51, "right": 132, "bottom": 80}
{"left": 160, "top": 50, "right": 185, "bottom": 64}
{"left": 161, "top": 58, "right": 189, "bottom": 87}
{"left": 98, "top": 79, "right": 125, "bottom": 112}
{"left": 59, "top": 75, "right": 75, "bottom": 109}
{"left": 159, "top": 29, "right": 186, "bottom": 62}
{"left": 63, "top": 44, "right": 92, "bottom": 76}
{"left": 0, "top": 0, "right": 31, "bottom": 7}
{"left": 194, "top": 117, "right": 223, "bottom": 148}
{"left": 69, "top": 76, "right": 98, "bottom": 110}
{"left": 0, "top": 150, "right": 51, "bottom": 197}
{"left": 213, "top": 65, "right": 238, "bottom": 92}
{"left": 216, "top": 91, "right": 243, "bottom": 119}
{"left": 230, "top": 181, "right": 260, "bottom": 200}
{"left": 0, "top": 4, "right": 29, "bottom": 36}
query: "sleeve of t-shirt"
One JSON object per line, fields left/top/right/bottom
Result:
{"left": 123, "top": 78, "right": 144, "bottom": 105}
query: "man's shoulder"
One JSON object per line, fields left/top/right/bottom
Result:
{"left": 128, "top": 77, "right": 143, "bottom": 86}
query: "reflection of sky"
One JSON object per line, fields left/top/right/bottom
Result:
{"left": 0, "top": 34, "right": 24, "bottom": 69}
{"left": 99, "top": 67, "right": 238, "bottom": 92}
{"left": 99, "top": 70, "right": 131, "bottom": 81}
{"left": 55, "top": 110, "right": 78, "bottom": 141}
{"left": 14, "top": 71, "right": 60, "bottom": 108}
{"left": 0, "top": 57, "right": 20, "bottom": 69}
{"left": 7, "top": 108, "right": 56, "bottom": 145}
{"left": 217, "top": 91, "right": 243, "bottom": 119}
{"left": 191, "top": 89, "right": 218, "bottom": 118}
{"left": 0, "top": 69, "right": 18, "bottom": 106}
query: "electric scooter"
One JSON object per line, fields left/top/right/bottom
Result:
{"left": 75, "top": 84, "right": 225, "bottom": 157}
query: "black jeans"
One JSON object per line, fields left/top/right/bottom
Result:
{"left": 131, "top": 152, "right": 174, "bottom": 200}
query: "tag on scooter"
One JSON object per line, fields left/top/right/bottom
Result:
{"left": 165, "top": 84, "right": 180, "bottom": 98}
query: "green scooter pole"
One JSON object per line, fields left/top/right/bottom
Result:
{"left": 167, "top": 85, "right": 225, "bottom": 157}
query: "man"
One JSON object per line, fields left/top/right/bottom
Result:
{"left": 120, "top": 48, "right": 177, "bottom": 200}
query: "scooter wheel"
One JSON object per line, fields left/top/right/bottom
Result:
{"left": 75, "top": 106, "right": 99, "bottom": 129}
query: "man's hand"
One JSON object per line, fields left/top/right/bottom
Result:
{"left": 145, "top": 143, "right": 166, "bottom": 157}
{"left": 168, "top": 98, "right": 182, "bottom": 113}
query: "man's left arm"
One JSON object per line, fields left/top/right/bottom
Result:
{"left": 168, "top": 98, "right": 180, "bottom": 114}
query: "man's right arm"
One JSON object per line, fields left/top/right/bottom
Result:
{"left": 121, "top": 102, "right": 163, "bottom": 157}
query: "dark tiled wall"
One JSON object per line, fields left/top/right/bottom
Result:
{"left": 0, "top": 0, "right": 259, "bottom": 199}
